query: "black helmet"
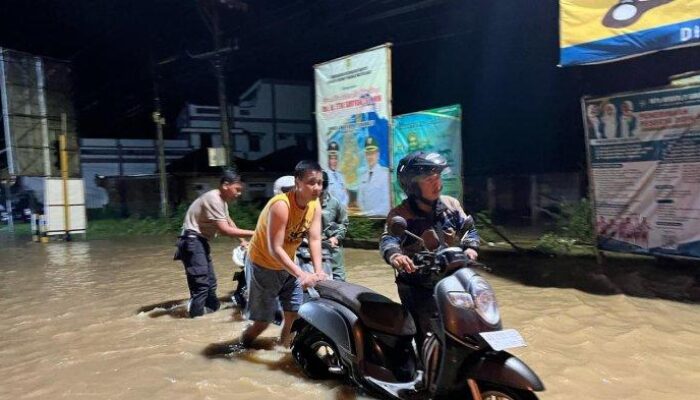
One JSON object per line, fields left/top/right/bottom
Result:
{"left": 396, "top": 151, "right": 448, "bottom": 198}
{"left": 322, "top": 170, "right": 329, "bottom": 191}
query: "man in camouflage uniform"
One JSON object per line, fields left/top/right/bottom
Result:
{"left": 320, "top": 170, "right": 350, "bottom": 281}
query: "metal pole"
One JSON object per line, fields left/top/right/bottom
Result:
{"left": 150, "top": 51, "right": 170, "bottom": 218}
{"left": 211, "top": 5, "right": 232, "bottom": 167}
{"left": 36, "top": 58, "right": 51, "bottom": 176}
{"left": 60, "top": 113, "right": 71, "bottom": 241}
{"left": 3, "top": 180, "right": 12, "bottom": 233}
{"left": 0, "top": 48, "right": 16, "bottom": 176}
{"left": 580, "top": 97, "right": 604, "bottom": 265}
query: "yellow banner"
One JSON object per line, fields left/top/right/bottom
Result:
{"left": 560, "top": 1, "right": 700, "bottom": 65}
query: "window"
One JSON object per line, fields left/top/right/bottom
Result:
{"left": 249, "top": 135, "right": 261, "bottom": 152}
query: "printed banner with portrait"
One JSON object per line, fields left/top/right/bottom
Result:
{"left": 560, "top": 1, "right": 700, "bottom": 66}
{"left": 583, "top": 84, "right": 700, "bottom": 259}
{"left": 315, "top": 44, "right": 392, "bottom": 217}
{"left": 391, "top": 105, "right": 463, "bottom": 206}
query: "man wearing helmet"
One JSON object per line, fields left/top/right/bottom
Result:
{"left": 380, "top": 151, "right": 480, "bottom": 350}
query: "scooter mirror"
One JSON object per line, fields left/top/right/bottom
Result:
{"left": 389, "top": 216, "right": 408, "bottom": 236}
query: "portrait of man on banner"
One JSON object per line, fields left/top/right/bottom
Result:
{"left": 315, "top": 44, "right": 393, "bottom": 217}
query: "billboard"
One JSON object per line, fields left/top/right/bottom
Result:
{"left": 315, "top": 44, "right": 392, "bottom": 217}
{"left": 0, "top": 48, "right": 79, "bottom": 177}
{"left": 560, "top": 1, "right": 700, "bottom": 66}
{"left": 391, "top": 105, "right": 463, "bottom": 206}
{"left": 583, "top": 84, "right": 700, "bottom": 259}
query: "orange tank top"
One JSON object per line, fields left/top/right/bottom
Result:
{"left": 248, "top": 192, "right": 319, "bottom": 270}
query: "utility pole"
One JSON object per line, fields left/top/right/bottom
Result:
{"left": 1, "top": 171, "right": 14, "bottom": 233}
{"left": 195, "top": 0, "right": 247, "bottom": 167}
{"left": 60, "top": 113, "right": 71, "bottom": 241}
{"left": 150, "top": 54, "right": 169, "bottom": 218}
{"left": 211, "top": 6, "right": 231, "bottom": 167}
{"left": 152, "top": 97, "right": 169, "bottom": 218}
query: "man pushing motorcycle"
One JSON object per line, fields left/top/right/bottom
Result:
{"left": 241, "top": 160, "right": 328, "bottom": 348}
{"left": 380, "top": 151, "right": 480, "bottom": 351}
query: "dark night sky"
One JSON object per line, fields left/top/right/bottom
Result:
{"left": 1, "top": 0, "right": 699, "bottom": 176}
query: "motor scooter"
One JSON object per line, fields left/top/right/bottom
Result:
{"left": 290, "top": 216, "right": 544, "bottom": 399}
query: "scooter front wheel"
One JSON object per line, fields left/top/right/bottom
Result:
{"left": 291, "top": 324, "right": 342, "bottom": 380}
{"left": 479, "top": 383, "right": 538, "bottom": 400}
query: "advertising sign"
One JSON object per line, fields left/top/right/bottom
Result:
{"left": 583, "top": 84, "right": 700, "bottom": 258}
{"left": 315, "top": 44, "right": 392, "bottom": 216}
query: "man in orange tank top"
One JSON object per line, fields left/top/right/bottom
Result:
{"left": 241, "top": 160, "right": 328, "bottom": 347}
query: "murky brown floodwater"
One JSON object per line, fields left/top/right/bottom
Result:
{"left": 1, "top": 235, "right": 700, "bottom": 400}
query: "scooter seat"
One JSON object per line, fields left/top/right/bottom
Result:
{"left": 315, "top": 280, "right": 416, "bottom": 336}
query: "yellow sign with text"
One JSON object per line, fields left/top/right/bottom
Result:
{"left": 560, "top": 1, "right": 700, "bottom": 65}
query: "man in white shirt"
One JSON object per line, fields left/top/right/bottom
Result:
{"left": 357, "top": 136, "right": 390, "bottom": 216}
{"left": 325, "top": 141, "right": 349, "bottom": 207}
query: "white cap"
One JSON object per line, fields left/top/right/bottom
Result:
{"left": 273, "top": 175, "right": 295, "bottom": 195}
{"left": 231, "top": 246, "right": 246, "bottom": 267}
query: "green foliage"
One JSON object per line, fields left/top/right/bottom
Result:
{"left": 346, "top": 216, "right": 385, "bottom": 241}
{"left": 85, "top": 206, "right": 124, "bottom": 220}
{"left": 228, "top": 201, "right": 262, "bottom": 230}
{"left": 552, "top": 198, "right": 594, "bottom": 245}
{"left": 83, "top": 201, "right": 386, "bottom": 241}
{"left": 474, "top": 211, "right": 501, "bottom": 244}
{"left": 535, "top": 233, "right": 576, "bottom": 253}
{"left": 87, "top": 216, "right": 173, "bottom": 238}
{"left": 532, "top": 198, "right": 594, "bottom": 254}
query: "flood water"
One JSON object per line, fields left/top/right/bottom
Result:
{"left": 1, "top": 235, "right": 700, "bottom": 400}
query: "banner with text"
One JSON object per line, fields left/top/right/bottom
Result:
{"left": 583, "top": 84, "right": 700, "bottom": 258}
{"left": 315, "top": 44, "right": 392, "bottom": 217}
{"left": 560, "top": 1, "right": 700, "bottom": 66}
{"left": 391, "top": 105, "right": 463, "bottom": 206}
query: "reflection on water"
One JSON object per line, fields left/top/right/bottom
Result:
{"left": 1, "top": 236, "right": 699, "bottom": 400}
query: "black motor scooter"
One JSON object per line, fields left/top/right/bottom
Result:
{"left": 290, "top": 216, "right": 544, "bottom": 399}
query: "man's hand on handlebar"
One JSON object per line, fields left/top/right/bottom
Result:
{"left": 299, "top": 271, "right": 322, "bottom": 289}
{"left": 464, "top": 248, "right": 478, "bottom": 261}
{"left": 239, "top": 239, "right": 249, "bottom": 249}
{"left": 328, "top": 237, "right": 339, "bottom": 248}
{"left": 315, "top": 270, "right": 329, "bottom": 281}
{"left": 390, "top": 254, "right": 416, "bottom": 273}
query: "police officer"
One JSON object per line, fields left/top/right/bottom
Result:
{"left": 357, "top": 136, "right": 390, "bottom": 216}
{"left": 320, "top": 170, "right": 349, "bottom": 281}
{"left": 325, "top": 141, "right": 349, "bottom": 207}
{"left": 175, "top": 171, "right": 255, "bottom": 318}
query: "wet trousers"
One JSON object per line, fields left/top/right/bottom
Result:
{"left": 176, "top": 232, "right": 220, "bottom": 317}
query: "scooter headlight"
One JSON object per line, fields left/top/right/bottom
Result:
{"left": 446, "top": 292, "right": 474, "bottom": 309}
{"left": 469, "top": 276, "right": 500, "bottom": 325}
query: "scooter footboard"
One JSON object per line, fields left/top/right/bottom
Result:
{"left": 294, "top": 299, "right": 358, "bottom": 360}
{"left": 463, "top": 351, "right": 544, "bottom": 392}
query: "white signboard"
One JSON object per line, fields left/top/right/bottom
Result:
{"left": 44, "top": 178, "right": 87, "bottom": 235}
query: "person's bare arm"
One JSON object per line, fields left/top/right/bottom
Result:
{"left": 267, "top": 202, "right": 317, "bottom": 287}
{"left": 215, "top": 219, "right": 254, "bottom": 238}
{"left": 308, "top": 205, "right": 327, "bottom": 278}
